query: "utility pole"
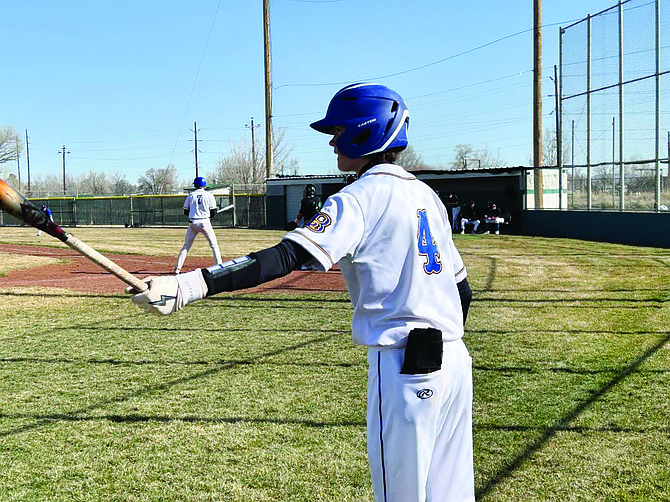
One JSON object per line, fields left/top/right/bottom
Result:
{"left": 25, "top": 130, "right": 31, "bottom": 193}
{"left": 15, "top": 137, "right": 21, "bottom": 190}
{"left": 571, "top": 120, "right": 575, "bottom": 208}
{"left": 533, "top": 0, "right": 544, "bottom": 209}
{"left": 58, "top": 145, "right": 70, "bottom": 195}
{"left": 191, "top": 121, "right": 200, "bottom": 178}
{"left": 263, "top": 0, "right": 274, "bottom": 179}
{"left": 554, "top": 64, "right": 562, "bottom": 209}
{"left": 612, "top": 117, "right": 616, "bottom": 209}
{"left": 246, "top": 117, "right": 261, "bottom": 176}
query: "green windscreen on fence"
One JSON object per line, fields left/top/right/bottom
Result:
{"left": 0, "top": 193, "right": 264, "bottom": 228}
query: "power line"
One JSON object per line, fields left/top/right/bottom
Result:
{"left": 168, "top": 0, "right": 223, "bottom": 166}
{"left": 274, "top": 20, "right": 571, "bottom": 90}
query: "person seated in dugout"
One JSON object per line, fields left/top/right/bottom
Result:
{"left": 484, "top": 201, "right": 505, "bottom": 235}
{"left": 460, "top": 200, "right": 480, "bottom": 234}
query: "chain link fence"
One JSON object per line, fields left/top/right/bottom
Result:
{"left": 559, "top": 0, "right": 669, "bottom": 211}
{"left": 0, "top": 183, "right": 267, "bottom": 228}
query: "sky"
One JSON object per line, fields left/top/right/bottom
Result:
{"left": 1, "top": 0, "right": 651, "bottom": 188}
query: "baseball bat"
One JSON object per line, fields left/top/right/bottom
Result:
{"left": 216, "top": 204, "right": 234, "bottom": 214}
{"left": 0, "top": 178, "right": 148, "bottom": 292}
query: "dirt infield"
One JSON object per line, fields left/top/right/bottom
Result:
{"left": 0, "top": 244, "right": 347, "bottom": 295}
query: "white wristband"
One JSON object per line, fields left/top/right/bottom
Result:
{"left": 175, "top": 269, "right": 208, "bottom": 306}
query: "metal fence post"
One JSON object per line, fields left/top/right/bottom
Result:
{"left": 232, "top": 183, "right": 237, "bottom": 227}
{"left": 654, "top": 0, "right": 661, "bottom": 211}
{"left": 587, "top": 14, "right": 592, "bottom": 210}
{"left": 618, "top": 0, "right": 625, "bottom": 210}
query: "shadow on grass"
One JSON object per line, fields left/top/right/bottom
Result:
{"left": 474, "top": 363, "right": 670, "bottom": 375}
{"left": 475, "top": 331, "right": 670, "bottom": 500}
{"left": 0, "top": 331, "right": 355, "bottom": 438}
{"left": 0, "top": 291, "right": 351, "bottom": 303}
{"left": 466, "top": 328, "right": 670, "bottom": 336}
{"left": 0, "top": 412, "right": 365, "bottom": 429}
{"left": 475, "top": 423, "right": 670, "bottom": 434}
{"left": 0, "top": 356, "right": 360, "bottom": 368}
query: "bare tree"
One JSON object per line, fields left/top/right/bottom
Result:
{"left": 397, "top": 145, "right": 426, "bottom": 171}
{"left": 0, "top": 162, "right": 12, "bottom": 181}
{"left": 137, "top": 165, "right": 179, "bottom": 194}
{"left": 451, "top": 144, "right": 475, "bottom": 170}
{"left": 451, "top": 143, "right": 504, "bottom": 170}
{"left": 30, "top": 173, "right": 76, "bottom": 197}
{"left": 210, "top": 126, "right": 299, "bottom": 185}
{"left": 211, "top": 141, "right": 259, "bottom": 186}
{"left": 109, "top": 172, "right": 135, "bottom": 195}
{"left": 272, "top": 127, "right": 300, "bottom": 177}
{"left": 527, "top": 128, "right": 569, "bottom": 168}
{"left": 79, "top": 170, "right": 110, "bottom": 195}
{"left": 0, "top": 126, "right": 22, "bottom": 165}
{"left": 3, "top": 173, "right": 19, "bottom": 190}
{"left": 478, "top": 147, "right": 505, "bottom": 168}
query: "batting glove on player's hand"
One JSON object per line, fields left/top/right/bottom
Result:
{"left": 126, "top": 269, "right": 208, "bottom": 315}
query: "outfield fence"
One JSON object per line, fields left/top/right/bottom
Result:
{"left": 0, "top": 186, "right": 267, "bottom": 228}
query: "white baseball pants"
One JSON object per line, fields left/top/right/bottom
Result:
{"left": 174, "top": 220, "right": 223, "bottom": 272}
{"left": 366, "top": 338, "right": 474, "bottom": 502}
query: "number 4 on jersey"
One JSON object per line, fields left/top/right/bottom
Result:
{"left": 417, "top": 209, "right": 442, "bottom": 275}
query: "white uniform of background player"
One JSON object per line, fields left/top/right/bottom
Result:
{"left": 174, "top": 177, "right": 223, "bottom": 274}
{"left": 130, "top": 83, "right": 475, "bottom": 502}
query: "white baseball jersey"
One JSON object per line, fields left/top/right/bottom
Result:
{"left": 284, "top": 163, "right": 467, "bottom": 348}
{"left": 184, "top": 188, "right": 217, "bottom": 220}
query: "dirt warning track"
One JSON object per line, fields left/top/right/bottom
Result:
{"left": 0, "top": 244, "right": 347, "bottom": 295}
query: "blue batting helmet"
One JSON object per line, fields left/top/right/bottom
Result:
{"left": 194, "top": 177, "right": 206, "bottom": 188}
{"left": 310, "top": 83, "right": 409, "bottom": 159}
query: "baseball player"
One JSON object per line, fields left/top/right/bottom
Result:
{"left": 173, "top": 177, "right": 223, "bottom": 274}
{"left": 284, "top": 183, "right": 322, "bottom": 231}
{"left": 36, "top": 205, "right": 53, "bottom": 237}
{"left": 129, "top": 83, "right": 474, "bottom": 502}
{"left": 460, "top": 200, "right": 480, "bottom": 235}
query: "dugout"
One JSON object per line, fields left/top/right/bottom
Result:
{"left": 266, "top": 175, "right": 351, "bottom": 229}
{"left": 265, "top": 167, "right": 526, "bottom": 232}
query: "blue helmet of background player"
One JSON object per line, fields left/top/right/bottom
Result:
{"left": 193, "top": 177, "right": 206, "bottom": 188}
{"left": 304, "top": 184, "right": 317, "bottom": 198}
{"left": 310, "top": 83, "right": 409, "bottom": 159}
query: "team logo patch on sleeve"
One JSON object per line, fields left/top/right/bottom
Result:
{"left": 306, "top": 212, "right": 332, "bottom": 233}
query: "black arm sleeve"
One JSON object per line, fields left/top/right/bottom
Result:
{"left": 210, "top": 208, "right": 217, "bottom": 218}
{"left": 201, "top": 239, "right": 312, "bottom": 296}
{"left": 183, "top": 208, "right": 189, "bottom": 217}
{"left": 457, "top": 278, "right": 473, "bottom": 325}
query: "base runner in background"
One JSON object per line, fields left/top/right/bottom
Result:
{"left": 130, "top": 84, "right": 475, "bottom": 502}
{"left": 174, "top": 177, "right": 223, "bottom": 274}
{"left": 36, "top": 205, "right": 54, "bottom": 237}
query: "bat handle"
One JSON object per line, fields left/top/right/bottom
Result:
{"left": 64, "top": 234, "right": 149, "bottom": 292}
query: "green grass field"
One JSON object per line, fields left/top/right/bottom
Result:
{"left": 0, "top": 227, "right": 669, "bottom": 501}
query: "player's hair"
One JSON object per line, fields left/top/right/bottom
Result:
{"left": 358, "top": 149, "right": 402, "bottom": 173}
